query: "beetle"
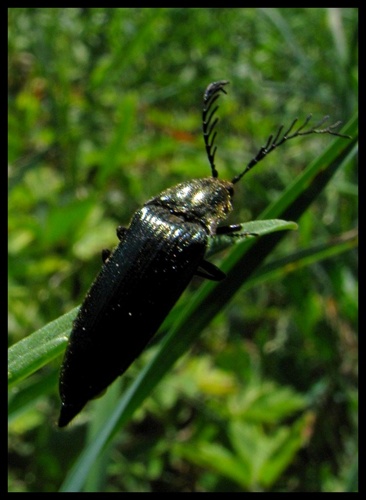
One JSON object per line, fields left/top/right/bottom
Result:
{"left": 58, "top": 80, "right": 348, "bottom": 427}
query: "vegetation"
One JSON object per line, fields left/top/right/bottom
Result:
{"left": 8, "top": 8, "right": 358, "bottom": 492}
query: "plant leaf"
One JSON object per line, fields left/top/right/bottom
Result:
{"left": 8, "top": 307, "right": 78, "bottom": 388}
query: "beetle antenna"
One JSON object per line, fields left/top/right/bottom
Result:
{"left": 232, "top": 114, "right": 351, "bottom": 184}
{"left": 202, "top": 80, "right": 230, "bottom": 178}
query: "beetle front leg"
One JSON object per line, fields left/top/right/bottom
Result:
{"left": 102, "top": 226, "right": 129, "bottom": 263}
{"left": 216, "top": 224, "right": 257, "bottom": 238}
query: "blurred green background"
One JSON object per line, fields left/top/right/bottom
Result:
{"left": 8, "top": 8, "right": 358, "bottom": 492}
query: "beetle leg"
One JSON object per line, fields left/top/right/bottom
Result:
{"left": 195, "top": 259, "right": 226, "bottom": 281}
{"left": 216, "top": 224, "right": 242, "bottom": 235}
{"left": 101, "top": 249, "right": 111, "bottom": 263}
{"left": 102, "top": 225, "right": 128, "bottom": 263}
{"left": 217, "top": 224, "right": 257, "bottom": 238}
{"left": 116, "top": 226, "right": 128, "bottom": 241}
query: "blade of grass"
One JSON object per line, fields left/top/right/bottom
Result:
{"left": 8, "top": 307, "right": 78, "bottom": 388}
{"left": 246, "top": 229, "right": 358, "bottom": 290}
{"left": 8, "top": 370, "right": 59, "bottom": 423}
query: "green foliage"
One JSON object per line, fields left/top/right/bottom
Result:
{"left": 8, "top": 8, "right": 358, "bottom": 493}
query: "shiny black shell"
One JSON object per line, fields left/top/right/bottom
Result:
{"left": 58, "top": 178, "right": 234, "bottom": 427}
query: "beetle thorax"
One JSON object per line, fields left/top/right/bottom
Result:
{"left": 147, "top": 178, "right": 234, "bottom": 234}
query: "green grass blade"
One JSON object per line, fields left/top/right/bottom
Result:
{"left": 246, "top": 229, "right": 358, "bottom": 290}
{"left": 8, "top": 369, "right": 59, "bottom": 423}
{"left": 8, "top": 307, "right": 78, "bottom": 388}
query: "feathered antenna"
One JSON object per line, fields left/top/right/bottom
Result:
{"left": 202, "top": 80, "right": 229, "bottom": 178}
{"left": 202, "top": 80, "right": 350, "bottom": 184}
{"left": 232, "top": 114, "right": 351, "bottom": 184}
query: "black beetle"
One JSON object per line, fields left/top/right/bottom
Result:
{"left": 58, "top": 81, "right": 348, "bottom": 427}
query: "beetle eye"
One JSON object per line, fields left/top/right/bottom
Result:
{"left": 227, "top": 186, "right": 234, "bottom": 197}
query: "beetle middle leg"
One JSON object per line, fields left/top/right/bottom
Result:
{"left": 101, "top": 249, "right": 112, "bottom": 263}
{"left": 195, "top": 259, "right": 226, "bottom": 281}
{"left": 116, "top": 226, "right": 128, "bottom": 241}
